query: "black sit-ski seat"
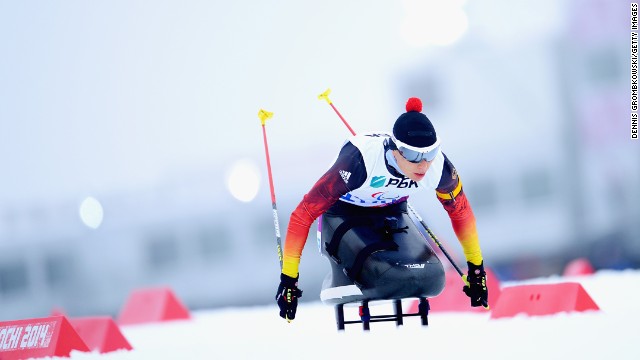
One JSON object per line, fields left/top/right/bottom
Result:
{"left": 318, "top": 201, "right": 445, "bottom": 330}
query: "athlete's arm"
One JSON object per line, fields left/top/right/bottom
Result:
{"left": 282, "top": 142, "right": 367, "bottom": 278}
{"left": 435, "top": 153, "right": 483, "bottom": 266}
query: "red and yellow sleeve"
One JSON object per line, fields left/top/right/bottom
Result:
{"left": 281, "top": 141, "right": 366, "bottom": 278}
{"left": 436, "top": 178, "right": 483, "bottom": 266}
{"left": 281, "top": 171, "right": 352, "bottom": 278}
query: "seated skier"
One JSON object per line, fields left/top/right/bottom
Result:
{"left": 275, "top": 97, "right": 488, "bottom": 321}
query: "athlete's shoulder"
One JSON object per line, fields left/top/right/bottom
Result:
{"left": 436, "top": 152, "right": 459, "bottom": 192}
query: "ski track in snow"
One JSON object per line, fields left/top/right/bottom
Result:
{"left": 48, "top": 270, "right": 640, "bottom": 359}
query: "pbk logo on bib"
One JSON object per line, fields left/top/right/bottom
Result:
{"left": 371, "top": 176, "right": 418, "bottom": 189}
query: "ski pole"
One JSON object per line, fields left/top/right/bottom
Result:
{"left": 318, "top": 89, "right": 356, "bottom": 136}
{"left": 259, "top": 109, "right": 284, "bottom": 270}
{"left": 316, "top": 88, "right": 473, "bottom": 286}
{"left": 406, "top": 203, "right": 487, "bottom": 308}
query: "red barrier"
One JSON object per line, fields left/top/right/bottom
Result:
{"left": 69, "top": 317, "right": 132, "bottom": 353}
{"left": 117, "top": 287, "right": 191, "bottom": 325}
{"left": 563, "top": 258, "right": 595, "bottom": 276}
{"left": 407, "top": 267, "right": 501, "bottom": 313}
{"left": 0, "top": 316, "right": 89, "bottom": 359}
{"left": 490, "top": 282, "right": 600, "bottom": 319}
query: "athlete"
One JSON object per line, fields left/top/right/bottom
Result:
{"left": 275, "top": 97, "right": 488, "bottom": 321}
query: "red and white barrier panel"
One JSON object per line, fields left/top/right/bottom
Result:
{"left": 563, "top": 258, "right": 595, "bottom": 277}
{"left": 490, "top": 282, "right": 600, "bottom": 319}
{"left": 118, "top": 287, "right": 191, "bottom": 326}
{"left": 69, "top": 316, "right": 132, "bottom": 353}
{"left": 0, "top": 316, "right": 89, "bottom": 359}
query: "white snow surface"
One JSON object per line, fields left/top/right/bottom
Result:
{"left": 59, "top": 270, "right": 638, "bottom": 360}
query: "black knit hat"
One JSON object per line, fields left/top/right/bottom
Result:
{"left": 392, "top": 97, "right": 437, "bottom": 148}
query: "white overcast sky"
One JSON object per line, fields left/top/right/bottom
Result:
{"left": 0, "top": 0, "right": 566, "bottom": 204}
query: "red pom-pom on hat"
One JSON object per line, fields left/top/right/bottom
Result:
{"left": 405, "top": 97, "right": 422, "bottom": 112}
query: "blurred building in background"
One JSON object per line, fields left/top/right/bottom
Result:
{"left": 394, "top": 0, "right": 640, "bottom": 279}
{"left": 1, "top": 0, "right": 637, "bottom": 321}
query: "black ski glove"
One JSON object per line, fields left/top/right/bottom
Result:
{"left": 463, "top": 261, "right": 489, "bottom": 309}
{"left": 275, "top": 273, "right": 303, "bottom": 321}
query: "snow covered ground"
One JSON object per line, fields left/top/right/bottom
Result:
{"left": 62, "top": 269, "right": 638, "bottom": 360}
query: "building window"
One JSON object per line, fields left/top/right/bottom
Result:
{"left": 0, "top": 260, "right": 28, "bottom": 297}
{"left": 586, "top": 47, "right": 621, "bottom": 85}
{"left": 253, "top": 219, "right": 279, "bottom": 249}
{"left": 198, "top": 226, "right": 230, "bottom": 260}
{"left": 521, "top": 168, "right": 552, "bottom": 203}
{"left": 146, "top": 233, "right": 179, "bottom": 270}
{"left": 466, "top": 179, "right": 498, "bottom": 211}
{"left": 45, "top": 252, "right": 76, "bottom": 290}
